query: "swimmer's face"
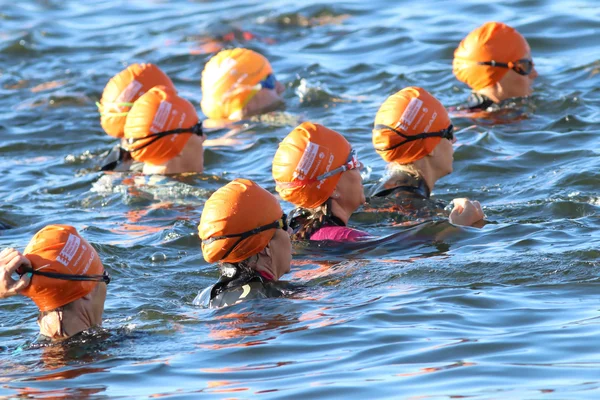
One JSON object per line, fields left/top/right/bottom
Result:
{"left": 186, "top": 134, "right": 206, "bottom": 173}
{"left": 496, "top": 50, "right": 538, "bottom": 100}
{"left": 335, "top": 168, "right": 366, "bottom": 213}
{"left": 430, "top": 134, "right": 455, "bottom": 178}
{"left": 177, "top": 134, "right": 205, "bottom": 174}
{"left": 270, "top": 228, "right": 292, "bottom": 278}
{"left": 274, "top": 80, "right": 285, "bottom": 96}
{"left": 38, "top": 282, "right": 106, "bottom": 341}
{"left": 242, "top": 80, "right": 285, "bottom": 119}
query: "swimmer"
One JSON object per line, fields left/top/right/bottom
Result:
{"left": 123, "top": 85, "right": 206, "bottom": 175}
{"left": 201, "top": 48, "right": 285, "bottom": 122}
{"left": 0, "top": 225, "right": 109, "bottom": 341}
{"left": 370, "top": 87, "right": 485, "bottom": 227}
{"left": 97, "top": 63, "right": 175, "bottom": 171}
{"left": 453, "top": 22, "right": 538, "bottom": 111}
{"left": 272, "top": 122, "right": 370, "bottom": 242}
{"left": 195, "top": 179, "right": 292, "bottom": 308}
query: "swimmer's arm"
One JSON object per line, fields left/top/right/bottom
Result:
{"left": 203, "top": 123, "right": 251, "bottom": 148}
{"left": 448, "top": 198, "right": 486, "bottom": 228}
{"left": 407, "top": 219, "right": 483, "bottom": 243}
{"left": 204, "top": 137, "right": 245, "bottom": 147}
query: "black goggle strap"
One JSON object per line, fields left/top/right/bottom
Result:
{"left": 477, "top": 60, "right": 532, "bottom": 75}
{"left": 477, "top": 60, "right": 510, "bottom": 69}
{"left": 125, "top": 122, "right": 204, "bottom": 154}
{"left": 202, "top": 215, "right": 287, "bottom": 261}
{"left": 373, "top": 124, "right": 454, "bottom": 152}
{"left": 20, "top": 266, "right": 111, "bottom": 284}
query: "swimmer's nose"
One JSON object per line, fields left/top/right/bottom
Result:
{"left": 529, "top": 65, "right": 538, "bottom": 80}
{"left": 275, "top": 81, "right": 285, "bottom": 95}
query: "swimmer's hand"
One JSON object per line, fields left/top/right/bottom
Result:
{"left": 0, "top": 248, "right": 32, "bottom": 299}
{"left": 449, "top": 198, "right": 485, "bottom": 227}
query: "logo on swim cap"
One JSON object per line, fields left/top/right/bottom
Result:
{"left": 56, "top": 233, "right": 81, "bottom": 267}
{"left": 423, "top": 111, "right": 438, "bottom": 132}
{"left": 293, "top": 142, "right": 320, "bottom": 181}
{"left": 115, "top": 80, "right": 143, "bottom": 104}
{"left": 151, "top": 101, "right": 172, "bottom": 133}
{"left": 397, "top": 97, "right": 423, "bottom": 131}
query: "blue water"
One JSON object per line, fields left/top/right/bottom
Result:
{"left": 1, "top": 0, "right": 599, "bottom": 398}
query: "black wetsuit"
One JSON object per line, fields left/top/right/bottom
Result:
{"left": 451, "top": 92, "right": 497, "bottom": 112}
{"left": 365, "top": 172, "right": 448, "bottom": 223}
{"left": 194, "top": 265, "right": 288, "bottom": 308}
{"left": 99, "top": 144, "right": 134, "bottom": 172}
{"left": 288, "top": 209, "right": 347, "bottom": 235}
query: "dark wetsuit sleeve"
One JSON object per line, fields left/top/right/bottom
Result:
{"left": 195, "top": 266, "right": 288, "bottom": 309}
{"left": 192, "top": 285, "right": 214, "bottom": 307}
{"left": 365, "top": 175, "right": 449, "bottom": 223}
{"left": 463, "top": 93, "right": 495, "bottom": 111}
{"left": 209, "top": 281, "right": 286, "bottom": 308}
{"left": 99, "top": 144, "right": 133, "bottom": 172}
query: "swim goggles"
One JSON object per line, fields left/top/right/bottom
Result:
{"left": 477, "top": 58, "right": 534, "bottom": 76}
{"left": 314, "top": 149, "right": 360, "bottom": 181}
{"left": 276, "top": 149, "right": 361, "bottom": 188}
{"left": 373, "top": 124, "right": 454, "bottom": 152}
{"left": 125, "top": 122, "right": 204, "bottom": 154}
{"left": 202, "top": 214, "right": 289, "bottom": 261}
{"left": 18, "top": 265, "right": 111, "bottom": 284}
{"left": 258, "top": 74, "right": 277, "bottom": 90}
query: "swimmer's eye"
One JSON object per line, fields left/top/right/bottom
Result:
{"left": 477, "top": 59, "right": 534, "bottom": 76}
{"left": 258, "top": 74, "right": 277, "bottom": 90}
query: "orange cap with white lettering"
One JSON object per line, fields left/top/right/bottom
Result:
{"left": 201, "top": 48, "right": 273, "bottom": 121}
{"left": 273, "top": 122, "right": 352, "bottom": 209}
{"left": 98, "top": 63, "right": 175, "bottom": 138}
{"left": 22, "top": 225, "right": 104, "bottom": 312}
{"left": 453, "top": 22, "right": 530, "bottom": 90}
{"left": 199, "top": 179, "right": 283, "bottom": 263}
{"left": 373, "top": 87, "right": 451, "bottom": 164}
{"left": 124, "top": 85, "right": 199, "bottom": 166}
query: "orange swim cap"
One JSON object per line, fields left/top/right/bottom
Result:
{"left": 22, "top": 225, "right": 104, "bottom": 312}
{"left": 373, "top": 87, "right": 451, "bottom": 164}
{"left": 272, "top": 122, "right": 352, "bottom": 209}
{"left": 200, "top": 48, "right": 273, "bottom": 121}
{"left": 453, "top": 22, "right": 530, "bottom": 91}
{"left": 124, "top": 85, "right": 199, "bottom": 166}
{"left": 199, "top": 179, "right": 283, "bottom": 263}
{"left": 98, "top": 63, "right": 175, "bottom": 138}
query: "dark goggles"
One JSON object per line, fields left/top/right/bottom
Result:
{"left": 477, "top": 58, "right": 534, "bottom": 76}
{"left": 202, "top": 213, "right": 288, "bottom": 261}
{"left": 275, "top": 149, "right": 360, "bottom": 189}
{"left": 259, "top": 74, "right": 277, "bottom": 90}
{"left": 125, "top": 122, "right": 204, "bottom": 154}
{"left": 373, "top": 124, "right": 454, "bottom": 152}
{"left": 18, "top": 265, "right": 111, "bottom": 284}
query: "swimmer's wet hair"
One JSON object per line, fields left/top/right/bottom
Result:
{"left": 289, "top": 199, "right": 335, "bottom": 241}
